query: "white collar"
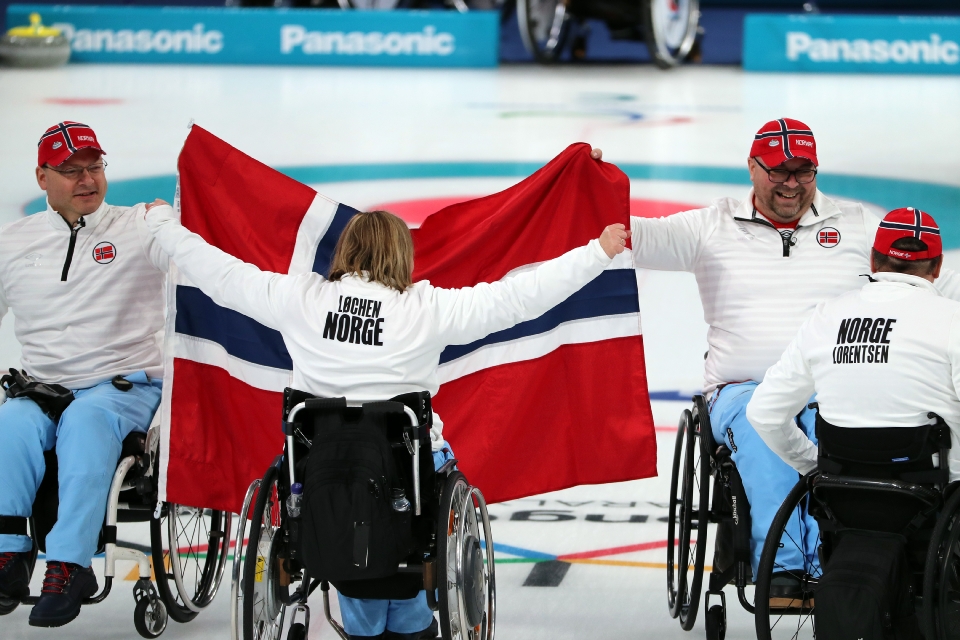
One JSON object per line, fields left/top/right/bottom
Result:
{"left": 869, "top": 271, "right": 941, "bottom": 296}
{"left": 733, "top": 188, "right": 842, "bottom": 227}
{"left": 44, "top": 199, "right": 108, "bottom": 232}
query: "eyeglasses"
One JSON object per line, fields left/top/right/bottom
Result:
{"left": 755, "top": 160, "right": 817, "bottom": 185}
{"left": 46, "top": 160, "right": 108, "bottom": 180}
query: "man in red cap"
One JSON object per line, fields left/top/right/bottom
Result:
{"left": 747, "top": 207, "right": 958, "bottom": 633}
{"left": 594, "top": 121, "right": 960, "bottom": 602}
{"left": 0, "top": 122, "right": 167, "bottom": 627}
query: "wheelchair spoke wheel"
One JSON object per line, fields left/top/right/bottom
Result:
{"left": 754, "top": 477, "right": 820, "bottom": 640}
{"left": 438, "top": 472, "right": 495, "bottom": 640}
{"left": 242, "top": 465, "right": 286, "bottom": 640}
{"left": 923, "top": 485, "right": 960, "bottom": 639}
{"left": 517, "top": 0, "right": 571, "bottom": 63}
{"left": 151, "top": 503, "right": 232, "bottom": 621}
{"left": 669, "top": 403, "right": 710, "bottom": 630}
{"left": 640, "top": 0, "right": 699, "bottom": 69}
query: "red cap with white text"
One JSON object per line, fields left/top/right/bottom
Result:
{"left": 873, "top": 207, "right": 942, "bottom": 261}
{"left": 749, "top": 118, "right": 818, "bottom": 168}
{"left": 37, "top": 121, "right": 106, "bottom": 167}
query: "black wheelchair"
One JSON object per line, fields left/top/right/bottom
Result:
{"left": 0, "top": 422, "right": 233, "bottom": 638}
{"left": 231, "top": 388, "right": 495, "bottom": 640}
{"left": 668, "top": 396, "right": 960, "bottom": 639}
{"left": 517, "top": 0, "right": 700, "bottom": 66}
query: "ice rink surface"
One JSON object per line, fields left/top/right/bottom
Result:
{"left": 1, "top": 62, "right": 959, "bottom": 639}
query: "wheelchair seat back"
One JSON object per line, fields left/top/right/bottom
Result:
{"left": 813, "top": 413, "right": 950, "bottom": 536}
{"left": 283, "top": 389, "right": 437, "bottom": 595}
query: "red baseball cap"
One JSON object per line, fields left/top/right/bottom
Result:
{"left": 874, "top": 207, "right": 942, "bottom": 261}
{"left": 38, "top": 121, "right": 106, "bottom": 167}
{"left": 750, "top": 118, "right": 818, "bottom": 168}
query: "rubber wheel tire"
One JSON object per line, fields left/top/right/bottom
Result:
{"left": 640, "top": 0, "right": 700, "bottom": 69}
{"left": 674, "top": 402, "right": 711, "bottom": 631}
{"left": 287, "top": 622, "right": 307, "bottom": 640}
{"left": 437, "top": 470, "right": 471, "bottom": 640}
{"left": 923, "top": 484, "right": 960, "bottom": 639}
{"left": 666, "top": 409, "right": 690, "bottom": 618}
{"left": 243, "top": 464, "right": 283, "bottom": 640}
{"left": 704, "top": 604, "right": 726, "bottom": 640}
{"left": 0, "top": 597, "right": 19, "bottom": 616}
{"left": 150, "top": 508, "right": 199, "bottom": 623}
{"left": 517, "top": 0, "right": 571, "bottom": 63}
{"left": 134, "top": 595, "right": 169, "bottom": 639}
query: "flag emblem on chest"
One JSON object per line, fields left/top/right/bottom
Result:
{"left": 817, "top": 227, "right": 841, "bottom": 248}
{"left": 92, "top": 241, "right": 116, "bottom": 264}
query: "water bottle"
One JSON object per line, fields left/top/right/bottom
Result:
{"left": 286, "top": 482, "right": 303, "bottom": 518}
{"left": 391, "top": 488, "right": 411, "bottom": 513}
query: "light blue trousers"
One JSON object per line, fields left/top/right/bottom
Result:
{"left": 338, "top": 447, "right": 455, "bottom": 637}
{"left": 0, "top": 372, "right": 161, "bottom": 567}
{"left": 710, "top": 382, "right": 820, "bottom": 578}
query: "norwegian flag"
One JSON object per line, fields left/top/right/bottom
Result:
{"left": 817, "top": 227, "right": 840, "bottom": 248}
{"left": 93, "top": 243, "right": 115, "bottom": 263}
{"left": 158, "top": 126, "right": 656, "bottom": 511}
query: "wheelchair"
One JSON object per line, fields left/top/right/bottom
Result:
{"left": 0, "top": 422, "right": 233, "bottom": 638}
{"left": 668, "top": 395, "right": 960, "bottom": 639}
{"left": 517, "top": 0, "right": 699, "bottom": 67}
{"left": 231, "top": 388, "right": 496, "bottom": 640}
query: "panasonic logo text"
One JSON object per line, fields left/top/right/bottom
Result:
{"left": 786, "top": 31, "right": 959, "bottom": 65}
{"left": 53, "top": 23, "right": 224, "bottom": 54}
{"left": 280, "top": 24, "right": 454, "bottom": 56}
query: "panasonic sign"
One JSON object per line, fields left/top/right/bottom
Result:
{"left": 786, "top": 32, "right": 959, "bottom": 65}
{"left": 54, "top": 22, "right": 224, "bottom": 54}
{"left": 280, "top": 24, "right": 454, "bottom": 56}
{"left": 744, "top": 14, "right": 960, "bottom": 75}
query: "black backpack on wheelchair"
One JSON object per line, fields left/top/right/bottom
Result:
{"left": 809, "top": 413, "right": 950, "bottom": 640}
{"left": 232, "top": 388, "right": 495, "bottom": 640}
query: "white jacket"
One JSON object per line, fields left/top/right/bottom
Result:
{"left": 632, "top": 189, "right": 880, "bottom": 394}
{"left": 0, "top": 201, "right": 167, "bottom": 388}
{"left": 145, "top": 205, "right": 613, "bottom": 448}
{"left": 746, "top": 272, "right": 960, "bottom": 480}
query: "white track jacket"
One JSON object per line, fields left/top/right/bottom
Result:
{"left": 0, "top": 201, "right": 167, "bottom": 388}
{"left": 632, "top": 189, "right": 881, "bottom": 394}
{"left": 145, "top": 205, "right": 613, "bottom": 448}
{"left": 746, "top": 272, "right": 960, "bottom": 481}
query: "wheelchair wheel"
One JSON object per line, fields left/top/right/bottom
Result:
{"left": 517, "top": 0, "right": 571, "bottom": 63}
{"left": 923, "top": 484, "right": 960, "bottom": 639}
{"left": 242, "top": 464, "right": 286, "bottom": 640}
{"left": 151, "top": 503, "right": 232, "bottom": 622}
{"left": 134, "top": 592, "right": 169, "bottom": 638}
{"left": 640, "top": 0, "right": 700, "bottom": 69}
{"left": 754, "top": 477, "right": 819, "bottom": 640}
{"left": 666, "top": 406, "right": 710, "bottom": 629}
{"left": 438, "top": 471, "right": 496, "bottom": 640}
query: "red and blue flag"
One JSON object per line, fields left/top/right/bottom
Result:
{"left": 159, "top": 125, "right": 656, "bottom": 512}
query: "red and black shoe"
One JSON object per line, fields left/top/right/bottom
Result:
{"left": 0, "top": 551, "right": 31, "bottom": 601}
{"left": 28, "top": 561, "right": 98, "bottom": 627}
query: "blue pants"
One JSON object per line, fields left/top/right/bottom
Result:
{"left": 710, "top": 382, "right": 820, "bottom": 578}
{"left": 0, "top": 372, "right": 161, "bottom": 567}
{"left": 338, "top": 447, "right": 455, "bottom": 637}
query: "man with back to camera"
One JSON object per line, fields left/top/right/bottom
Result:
{"left": 0, "top": 122, "right": 167, "bottom": 627}
{"left": 594, "top": 119, "right": 960, "bottom": 603}
{"left": 747, "top": 207, "right": 960, "bottom": 486}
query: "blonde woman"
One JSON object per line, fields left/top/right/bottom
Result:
{"left": 144, "top": 202, "right": 628, "bottom": 639}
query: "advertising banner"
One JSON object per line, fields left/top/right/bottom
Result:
{"left": 743, "top": 14, "right": 960, "bottom": 74}
{"left": 6, "top": 4, "right": 499, "bottom": 67}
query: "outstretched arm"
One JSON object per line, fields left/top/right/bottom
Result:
{"left": 432, "top": 224, "right": 627, "bottom": 346}
{"left": 144, "top": 201, "right": 304, "bottom": 331}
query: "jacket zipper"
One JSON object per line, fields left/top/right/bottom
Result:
{"left": 60, "top": 217, "right": 86, "bottom": 282}
{"left": 734, "top": 204, "right": 819, "bottom": 258}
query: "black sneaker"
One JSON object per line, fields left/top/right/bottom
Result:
{"left": 0, "top": 551, "right": 31, "bottom": 600}
{"left": 28, "top": 561, "right": 98, "bottom": 627}
{"left": 385, "top": 617, "right": 439, "bottom": 640}
{"left": 769, "top": 570, "right": 814, "bottom": 609}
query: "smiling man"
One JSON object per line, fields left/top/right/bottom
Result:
{"left": 596, "top": 118, "right": 899, "bottom": 603}
{"left": 0, "top": 122, "right": 167, "bottom": 627}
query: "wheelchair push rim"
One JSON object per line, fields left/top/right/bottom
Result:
{"left": 517, "top": 0, "right": 570, "bottom": 63}
{"left": 439, "top": 471, "right": 496, "bottom": 640}
{"left": 923, "top": 483, "right": 960, "bottom": 639}
{"left": 241, "top": 464, "right": 287, "bottom": 640}
{"left": 666, "top": 409, "right": 689, "bottom": 618}
{"left": 754, "top": 476, "right": 820, "bottom": 640}
{"left": 170, "top": 505, "right": 232, "bottom": 611}
{"left": 641, "top": 0, "right": 699, "bottom": 68}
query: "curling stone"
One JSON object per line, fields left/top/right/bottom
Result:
{"left": 0, "top": 13, "right": 71, "bottom": 68}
